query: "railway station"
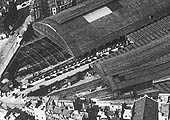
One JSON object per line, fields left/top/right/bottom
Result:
{"left": 0, "top": 0, "right": 170, "bottom": 120}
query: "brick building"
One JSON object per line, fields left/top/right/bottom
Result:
{"left": 30, "top": 0, "right": 87, "bottom": 22}
{"left": 30, "top": 0, "right": 50, "bottom": 21}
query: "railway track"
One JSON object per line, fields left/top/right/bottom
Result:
{"left": 93, "top": 15, "right": 170, "bottom": 76}
{"left": 26, "top": 14, "right": 170, "bottom": 97}
{"left": 116, "top": 15, "right": 170, "bottom": 56}
{"left": 127, "top": 15, "right": 170, "bottom": 43}
{"left": 24, "top": 0, "right": 170, "bottom": 87}
{"left": 85, "top": 14, "right": 170, "bottom": 96}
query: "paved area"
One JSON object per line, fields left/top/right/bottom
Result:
{"left": 0, "top": 0, "right": 33, "bottom": 78}
{"left": 0, "top": 15, "right": 32, "bottom": 78}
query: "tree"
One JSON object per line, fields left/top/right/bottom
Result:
{"left": 22, "top": 24, "right": 34, "bottom": 43}
{"left": 3, "top": 0, "right": 18, "bottom": 32}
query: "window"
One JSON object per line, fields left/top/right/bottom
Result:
{"left": 52, "top": 7, "right": 57, "bottom": 15}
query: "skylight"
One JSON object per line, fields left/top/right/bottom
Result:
{"left": 83, "top": 7, "right": 112, "bottom": 23}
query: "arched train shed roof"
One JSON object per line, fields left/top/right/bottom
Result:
{"left": 33, "top": 0, "right": 170, "bottom": 57}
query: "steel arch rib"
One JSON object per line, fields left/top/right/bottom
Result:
{"left": 34, "top": 42, "right": 60, "bottom": 63}
{"left": 26, "top": 45, "right": 51, "bottom": 66}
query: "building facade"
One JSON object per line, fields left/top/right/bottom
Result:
{"left": 30, "top": 0, "right": 87, "bottom": 22}
{"left": 30, "top": 0, "right": 50, "bottom": 21}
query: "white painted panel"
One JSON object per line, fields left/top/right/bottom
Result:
{"left": 83, "top": 7, "right": 112, "bottom": 23}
